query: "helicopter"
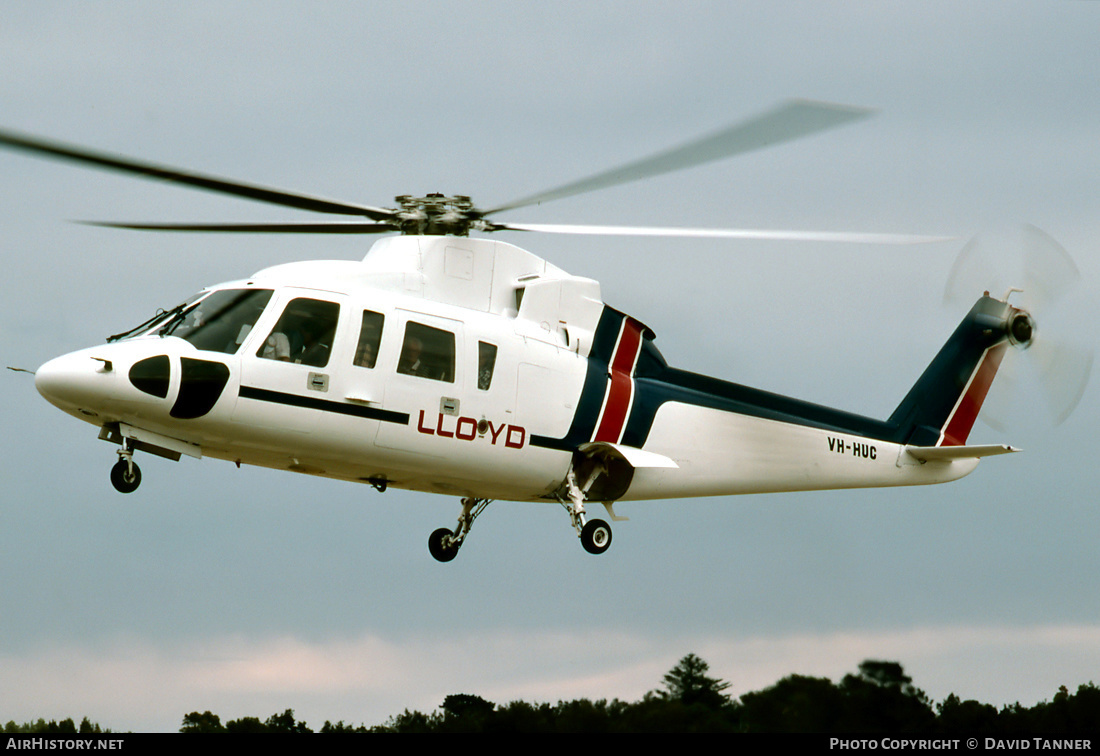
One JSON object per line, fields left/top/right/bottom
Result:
{"left": 1, "top": 100, "right": 1082, "bottom": 562}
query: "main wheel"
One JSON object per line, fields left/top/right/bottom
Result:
{"left": 580, "top": 518, "right": 612, "bottom": 555}
{"left": 428, "top": 527, "right": 460, "bottom": 562}
{"left": 110, "top": 459, "right": 141, "bottom": 494}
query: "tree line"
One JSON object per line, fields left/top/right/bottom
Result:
{"left": 5, "top": 655, "right": 1098, "bottom": 733}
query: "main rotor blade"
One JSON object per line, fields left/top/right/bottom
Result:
{"left": 79, "top": 220, "right": 400, "bottom": 233}
{"left": 482, "top": 100, "right": 874, "bottom": 216}
{"left": 495, "top": 222, "right": 955, "bottom": 245}
{"left": 0, "top": 128, "right": 396, "bottom": 222}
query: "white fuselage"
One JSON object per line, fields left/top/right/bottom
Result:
{"left": 35, "top": 235, "right": 980, "bottom": 504}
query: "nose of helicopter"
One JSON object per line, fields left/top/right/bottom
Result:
{"left": 35, "top": 351, "right": 120, "bottom": 413}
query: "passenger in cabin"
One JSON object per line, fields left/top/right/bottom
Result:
{"left": 185, "top": 307, "right": 206, "bottom": 331}
{"left": 398, "top": 337, "right": 425, "bottom": 376}
{"left": 298, "top": 322, "right": 332, "bottom": 365}
{"left": 354, "top": 341, "right": 374, "bottom": 368}
{"left": 261, "top": 331, "right": 292, "bottom": 361}
{"left": 354, "top": 312, "right": 383, "bottom": 369}
{"left": 398, "top": 322, "right": 454, "bottom": 381}
{"left": 478, "top": 341, "right": 497, "bottom": 390}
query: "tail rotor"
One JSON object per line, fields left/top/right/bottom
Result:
{"left": 943, "top": 225, "right": 1092, "bottom": 430}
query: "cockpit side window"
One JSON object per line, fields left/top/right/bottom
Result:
{"left": 397, "top": 321, "right": 455, "bottom": 382}
{"left": 258, "top": 297, "right": 340, "bottom": 368}
{"left": 165, "top": 289, "right": 273, "bottom": 355}
{"left": 353, "top": 310, "right": 385, "bottom": 369}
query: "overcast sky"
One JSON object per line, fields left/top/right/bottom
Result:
{"left": 2, "top": 2, "right": 1099, "bottom": 732}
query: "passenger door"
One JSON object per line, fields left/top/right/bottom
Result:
{"left": 232, "top": 292, "right": 346, "bottom": 434}
{"left": 374, "top": 309, "right": 464, "bottom": 456}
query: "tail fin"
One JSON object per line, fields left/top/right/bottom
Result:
{"left": 888, "top": 295, "right": 1032, "bottom": 446}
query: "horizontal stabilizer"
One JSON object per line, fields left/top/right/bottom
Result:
{"left": 905, "top": 444, "right": 1019, "bottom": 462}
{"left": 577, "top": 441, "right": 678, "bottom": 468}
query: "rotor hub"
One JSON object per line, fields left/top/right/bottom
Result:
{"left": 394, "top": 194, "right": 484, "bottom": 236}
{"left": 1007, "top": 310, "right": 1035, "bottom": 348}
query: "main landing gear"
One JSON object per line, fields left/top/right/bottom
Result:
{"left": 427, "top": 458, "right": 627, "bottom": 562}
{"left": 428, "top": 497, "right": 492, "bottom": 562}
{"left": 559, "top": 460, "right": 620, "bottom": 555}
{"left": 426, "top": 492, "right": 618, "bottom": 562}
{"left": 110, "top": 440, "right": 142, "bottom": 494}
{"left": 561, "top": 493, "right": 613, "bottom": 556}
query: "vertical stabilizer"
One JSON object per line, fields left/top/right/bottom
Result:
{"left": 888, "top": 296, "right": 1030, "bottom": 446}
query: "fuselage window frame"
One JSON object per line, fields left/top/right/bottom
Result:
{"left": 397, "top": 321, "right": 456, "bottom": 383}
{"left": 353, "top": 310, "right": 385, "bottom": 369}
{"left": 478, "top": 341, "right": 497, "bottom": 391}
{"left": 257, "top": 297, "right": 341, "bottom": 368}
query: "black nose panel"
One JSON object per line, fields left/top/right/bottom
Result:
{"left": 129, "top": 355, "right": 171, "bottom": 398}
{"left": 171, "top": 358, "right": 230, "bottom": 419}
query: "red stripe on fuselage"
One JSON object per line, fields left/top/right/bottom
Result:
{"left": 593, "top": 318, "right": 644, "bottom": 443}
{"left": 940, "top": 343, "right": 1007, "bottom": 446}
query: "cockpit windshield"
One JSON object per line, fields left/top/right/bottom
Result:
{"left": 157, "top": 288, "right": 274, "bottom": 354}
{"left": 107, "top": 293, "right": 204, "bottom": 343}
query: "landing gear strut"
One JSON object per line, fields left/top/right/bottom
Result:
{"left": 110, "top": 441, "right": 141, "bottom": 493}
{"left": 559, "top": 463, "right": 617, "bottom": 555}
{"left": 428, "top": 497, "right": 492, "bottom": 563}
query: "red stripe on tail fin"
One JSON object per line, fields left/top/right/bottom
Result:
{"left": 940, "top": 343, "right": 1008, "bottom": 446}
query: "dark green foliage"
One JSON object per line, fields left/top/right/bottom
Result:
{"left": 837, "top": 659, "right": 935, "bottom": 732}
{"left": 739, "top": 661, "right": 935, "bottom": 733}
{"left": 15, "top": 656, "right": 1100, "bottom": 734}
{"left": 995, "top": 683, "right": 1100, "bottom": 733}
{"left": 739, "top": 674, "right": 845, "bottom": 732}
{"left": 180, "top": 708, "right": 314, "bottom": 733}
{"left": 263, "top": 708, "right": 312, "bottom": 733}
{"left": 2, "top": 717, "right": 107, "bottom": 733}
{"left": 658, "top": 653, "right": 732, "bottom": 709}
{"left": 438, "top": 694, "right": 496, "bottom": 732}
{"left": 78, "top": 717, "right": 102, "bottom": 734}
{"left": 224, "top": 716, "right": 267, "bottom": 733}
{"left": 180, "top": 711, "right": 225, "bottom": 733}
{"left": 320, "top": 719, "right": 370, "bottom": 733}
{"left": 935, "top": 694, "right": 1000, "bottom": 733}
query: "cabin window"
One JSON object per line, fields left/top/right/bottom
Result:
{"left": 353, "top": 310, "right": 384, "bottom": 369}
{"left": 258, "top": 297, "right": 340, "bottom": 368}
{"left": 478, "top": 341, "right": 497, "bottom": 390}
{"left": 397, "top": 321, "right": 455, "bottom": 383}
{"left": 163, "top": 288, "right": 273, "bottom": 355}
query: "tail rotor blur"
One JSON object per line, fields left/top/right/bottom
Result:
{"left": 943, "top": 225, "right": 1092, "bottom": 430}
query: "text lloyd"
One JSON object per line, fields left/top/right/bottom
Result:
{"left": 417, "top": 410, "right": 526, "bottom": 449}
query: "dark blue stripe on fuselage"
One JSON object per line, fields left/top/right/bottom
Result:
{"left": 530, "top": 296, "right": 1011, "bottom": 452}
{"left": 238, "top": 386, "right": 410, "bottom": 425}
{"left": 620, "top": 365, "right": 898, "bottom": 448}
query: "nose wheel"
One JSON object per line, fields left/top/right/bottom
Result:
{"left": 110, "top": 442, "right": 141, "bottom": 493}
{"left": 110, "top": 458, "right": 141, "bottom": 493}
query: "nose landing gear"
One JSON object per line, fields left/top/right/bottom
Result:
{"left": 110, "top": 441, "right": 141, "bottom": 493}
